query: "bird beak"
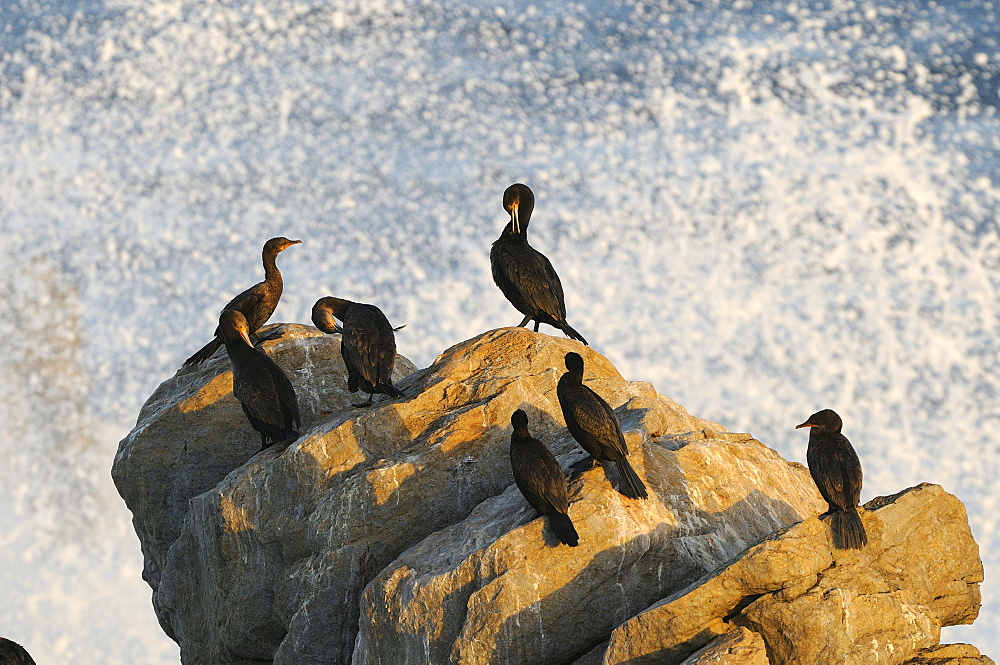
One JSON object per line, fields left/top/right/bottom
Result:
{"left": 240, "top": 328, "right": 253, "bottom": 347}
{"left": 289, "top": 239, "right": 302, "bottom": 246}
{"left": 511, "top": 201, "right": 520, "bottom": 234}
{"left": 795, "top": 421, "right": 817, "bottom": 429}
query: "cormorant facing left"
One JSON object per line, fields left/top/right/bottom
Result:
{"left": 0, "top": 638, "right": 35, "bottom": 665}
{"left": 219, "top": 310, "right": 300, "bottom": 450}
{"left": 509, "top": 409, "right": 579, "bottom": 547}
{"left": 490, "top": 183, "right": 588, "bottom": 345}
{"left": 184, "top": 236, "right": 301, "bottom": 366}
{"left": 796, "top": 409, "right": 868, "bottom": 550}
{"left": 557, "top": 352, "right": 647, "bottom": 499}
{"left": 312, "top": 297, "right": 405, "bottom": 408}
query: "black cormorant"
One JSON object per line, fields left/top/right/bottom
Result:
{"left": 184, "top": 236, "right": 301, "bottom": 366}
{"left": 0, "top": 638, "right": 36, "bottom": 665}
{"left": 490, "top": 183, "right": 588, "bottom": 345}
{"left": 557, "top": 352, "right": 647, "bottom": 499}
{"left": 219, "top": 309, "right": 300, "bottom": 450}
{"left": 311, "top": 297, "right": 405, "bottom": 408}
{"left": 796, "top": 409, "right": 868, "bottom": 550}
{"left": 509, "top": 409, "right": 579, "bottom": 547}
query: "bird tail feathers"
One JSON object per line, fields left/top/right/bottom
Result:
{"left": 615, "top": 458, "right": 648, "bottom": 500}
{"left": 832, "top": 507, "right": 868, "bottom": 550}
{"left": 558, "top": 321, "right": 588, "bottom": 346}
{"left": 549, "top": 512, "right": 579, "bottom": 547}
{"left": 183, "top": 337, "right": 223, "bottom": 366}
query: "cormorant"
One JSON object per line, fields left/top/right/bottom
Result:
{"left": 796, "top": 409, "right": 868, "bottom": 550}
{"left": 557, "top": 352, "right": 647, "bottom": 499}
{"left": 509, "top": 409, "right": 579, "bottom": 547}
{"left": 184, "top": 237, "right": 301, "bottom": 366}
{"left": 219, "top": 309, "right": 300, "bottom": 450}
{"left": 0, "top": 638, "right": 36, "bottom": 665}
{"left": 311, "top": 297, "right": 405, "bottom": 408}
{"left": 490, "top": 183, "right": 588, "bottom": 345}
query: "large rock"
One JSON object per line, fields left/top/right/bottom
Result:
{"left": 601, "top": 484, "right": 983, "bottom": 665}
{"left": 113, "top": 326, "right": 988, "bottom": 664}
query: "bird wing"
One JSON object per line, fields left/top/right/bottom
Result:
{"left": 511, "top": 439, "right": 570, "bottom": 513}
{"left": 493, "top": 242, "right": 567, "bottom": 320}
{"left": 568, "top": 386, "right": 628, "bottom": 456}
{"left": 344, "top": 306, "right": 397, "bottom": 388}
{"left": 808, "top": 434, "right": 862, "bottom": 511}
{"left": 232, "top": 351, "right": 297, "bottom": 429}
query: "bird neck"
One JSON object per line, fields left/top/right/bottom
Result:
{"left": 262, "top": 249, "right": 283, "bottom": 283}
{"left": 501, "top": 222, "right": 529, "bottom": 242}
{"left": 560, "top": 370, "right": 584, "bottom": 385}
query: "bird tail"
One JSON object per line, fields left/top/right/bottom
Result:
{"left": 557, "top": 320, "right": 589, "bottom": 346}
{"left": 184, "top": 337, "right": 223, "bottom": 366}
{"left": 549, "top": 512, "right": 579, "bottom": 547}
{"left": 380, "top": 382, "right": 405, "bottom": 398}
{"left": 832, "top": 507, "right": 868, "bottom": 550}
{"left": 615, "top": 458, "right": 648, "bottom": 500}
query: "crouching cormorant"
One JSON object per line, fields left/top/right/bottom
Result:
{"left": 220, "top": 310, "right": 300, "bottom": 450}
{"left": 312, "top": 297, "right": 405, "bottom": 408}
{"left": 184, "top": 236, "right": 301, "bottom": 366}
{"left": 509, "top": 409, "right": 579, "bottom": 547}
{"left": 557, "top": 352, "right": 647, "bottom": 499}
{"left": 490, "top": 183, "right": 588, "bottom": 345}
{"left": 0, "top": 637, "right": 36, "bottom": 665}
{"left": 796, "top": 409, "right": 868, "bottom": 550}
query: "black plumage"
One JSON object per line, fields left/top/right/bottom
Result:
{"left": 509, "top": 409, "right": 579, "bottom": 547}
{"left": 490, "top": 183, "right": 588, "bottom": 345}
{"left": 184, "top": 236, "right": 301, "bottom": 366}
{"left": 556, "top": 352, "right": 647, "bottom": 500}
{"left": 219, "top": 310, "right": 300, "bottom": 450}
{"left": 0, "top": 638, "right": 36, "bottom": 665}
{"left": 312, "top": 297, "right": 405, "bottom": 408}
{"left": 796, "top": 409, "right": 868, "bottom": 550}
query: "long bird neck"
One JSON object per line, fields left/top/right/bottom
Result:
{"left": 262, "top": 248, "right": 283, "bottom": 284}
{"left": 502, "top": 220, "right": 530, "bottom": 242}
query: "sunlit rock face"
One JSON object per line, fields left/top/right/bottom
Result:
{"left": 114, "top": 327, "right": 986, "bottom": 664}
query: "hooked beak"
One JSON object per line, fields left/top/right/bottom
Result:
{"left": 510, "top": 201, "right": 520, "bottom": 234}
{"left": 289, "top": 239, "right": 302, "bottom": 246}
{"left": 240, "top": 328, "right": 253, "bottom": 347}
{"left": 795, "top": 421, "right": 817, "bottom": 429}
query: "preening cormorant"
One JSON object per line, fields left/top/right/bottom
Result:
{"left": 312, "top": 297, "right": 405, "bottom": 408}
{"left": 0, "top": 637, "right": 36, "bottom": 665}
{"left": 557, "top": 352, "right": 647, "bottom": 499}
{"left": 509, "top": 409, "right": 579, "bottom": 547}
{"left": 219, "top": 310, "right": 300, "bottom": 450}
{"left": 184, "top": 237, "right": 301, "bottom": 366}
{"left": 490, "top": 183, "right": 588, "bottom": 345}
{"left": 796, "top": 409, "right": 868, "bottom": 550}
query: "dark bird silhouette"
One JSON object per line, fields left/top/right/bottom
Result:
{"left": 0, "top": 638, "right": 36, "bottom": 665}
{"left": 219, "top": 310, "right": 300, "bottom": 450}
{"left": 509, "top": 409, "right": 579, "bottom": 547}
{"left": 184, "top": 236, "right": 301, "bottom": 366}
{"left": 490, "top": 183, "right": 588, "bottom": 345}
{"left": 557, "top": 352, "right": 647, "bottom": 499}
{"left": 312, "top": 297, "right": 405, "bottom": 408}
{"left": 796, "top": 409, "right": 868, "bottom": 550}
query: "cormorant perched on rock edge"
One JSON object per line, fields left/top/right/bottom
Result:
{"left": 490, "top": 183, "right": 588, "bottom": 345}
{"left": 184, "top": 237, "right": 301, "bottom": 366}
{"left": 0, "top": 637, "right": 36, "bottom": 665}
{"left": 796, "top": 409, "right": 868, "bottom": 550}
{"left": 312, "top": 296, "right": 405, "bottom": 408}
{"left": 557, "top": 352, "right": 647, "bottom": 500}
{"left": 219, "top": 310, "right": 300, "bottom": 450}
{"left": 509, "top": 409, "right": 579, "bottom": 547}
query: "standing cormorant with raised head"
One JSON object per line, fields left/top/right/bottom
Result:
{"left": 490, "top": 183, "right": 588, "bottom": 345}
{"left": 184, "top": 236, "right": 301, "bottom": 366}
{"left": 219, "top": 310, "right": 300, "bottom": 450}
{"left": 796, "top": 409, "right": 868, "bottom": 549}
{"left": 557, "top": 352, "right": 647, "bottom": 500}
{"left": 0, "top": 638, "right": 35, "bottom": 665}
{"left": 509, "top": 409, "right": 579, "bottom": 547}
{"left": 312, "top": 296, "right": 405, "bottom": 408}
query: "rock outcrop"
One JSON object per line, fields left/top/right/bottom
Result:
{"left": 113, "top": 326, "right": 988, "bottom": 664}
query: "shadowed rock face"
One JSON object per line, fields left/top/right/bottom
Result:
{"left": 113, "top": 327, "right": 987, "bottom": 665}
